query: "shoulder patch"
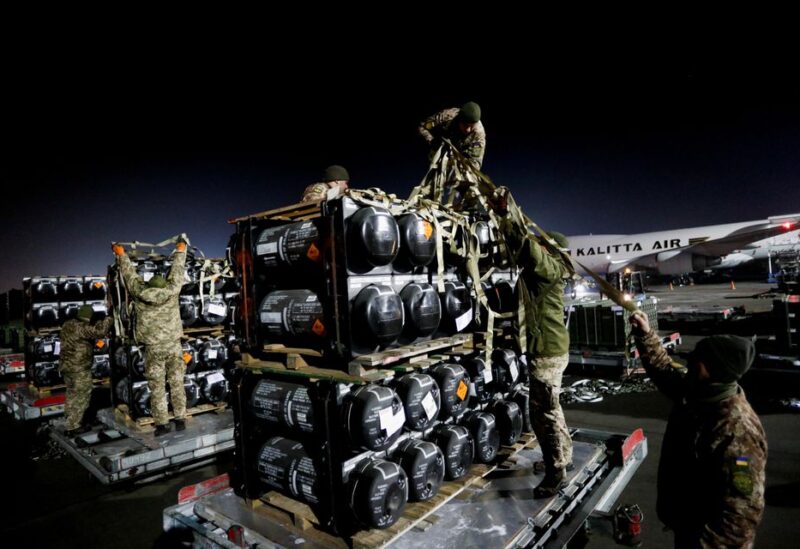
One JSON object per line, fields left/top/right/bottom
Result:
{"left": 731, "top": 456, "right": 753, "bottom": 496}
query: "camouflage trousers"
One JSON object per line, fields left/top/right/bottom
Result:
{"left": 63, "top": 366, "right": 93, "bottom": 431}
{"left": 528, "top": 353, "right": 573, "bottom": 472}
{"left": 144, "top": 342, "right": 186, "bottom": 425}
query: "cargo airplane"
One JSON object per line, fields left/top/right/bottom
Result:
{"left": 566, "top": 214, "right": 800, "bottom": 276}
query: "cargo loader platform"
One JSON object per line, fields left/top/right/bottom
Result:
{"left": 163, "top": 427, "right": 647, "bottom": 548}
{"left": 0, "top": 381, "right": 66, "bottom": 420}
{"left": 50, "top": 406, "right": 235, "bottom": 485}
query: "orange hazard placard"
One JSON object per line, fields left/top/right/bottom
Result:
{"left": 456, "top": 380, "right": 468, "bottom": 401}
{"left": 423, "top": 221, "right": 433, "bottom": 240}
{"left": 94, "top": 282, "right": 104, "bottom": 289}
{"left": 312, "top": 318, "right": 326, "bottom": 336}
{"left": 306, "top": 243, "right": 321, "bottom": 261}
{"left": 183, "top": 352, "right": 193, "bottom": 364}
{"left": 95, "top": 339, "right": 105, "bottom": 349}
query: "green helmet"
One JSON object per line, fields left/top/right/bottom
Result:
{"left": 459, "top": 101, "right": 481, "bottom": 123}
{"left": 323, "top": 164, "right": 350, "bottom": 182}
{"left": 548, "top": 231, "right": 569, "bottom": 250}
{"left": 147, "top": 275, "right": 167, "bottom": 289}
{"left": 77, "top": 304, "right": 94, "bottom": 322}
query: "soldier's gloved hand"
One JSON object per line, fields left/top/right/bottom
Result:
{"left": 112, "top": 243, "right": 125, "bottom": 256}
{"left": 629, "top": 310, "right": 651, "bottom": 336}
{"left": 176, "top": 241, "right": 187, "bottom": 253}
{"left": 177, "top": 233, "right": 191, "bottom": 247}
{"left": 488, "top": 186, "right": 510, "bottom": 216}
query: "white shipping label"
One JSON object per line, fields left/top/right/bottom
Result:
{"left": 256, "top": 242, "right": 278, "bottom": 255}
{"left": 206, "top": 372, "right": 225, "bottom": 384}
{"left": 421, "top": 391, "right": 438, "bottom": 420}
{"left": 483, "top": 364, "right": 493, "bottom": 383}
{"left": 260, "top": 312, "right": 282, "bottom": 323}
{"left": 455, "top": 308, "right": 473, "bottom": 332}
{"left": 54, "top": 341, "right": 61, "bottom": 356}
{"left": 207, "top": 349, "right": 218, "bottom": 359}
{"left": 92, "top": 303, "right": 105, "bottom": 312}
{"left": 379, "top": 406, "right": 406, "bottom": 437}
{"left": 143, "top": 272, "right": 154, "bottom": 282}
{"left": 509, "top": 362, "right": 519, "bottom": 382}
{"left": 468, "top": 382, "right": 477, "bottom": 397}
{"left": 43, "top": 344, "right": 53, "bottom": 354}
{"left": 207, "top": 303, "right": 226, "bottom": 316}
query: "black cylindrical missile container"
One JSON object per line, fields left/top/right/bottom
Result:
{"left": 395, "top": 373, "right": 440, "bottom": 431}
{"left": 461, "top": 410, "right": 500, "bottom": 463}
{"left": 199, "top": 371, "right": 229, "bottom": 403}
{"left": 431, "top": 423, "right": 474, "bottom": 480}
{"left": 133, "top": 384, "right": 154, "bottom": 417}
{"left": 253, "top": 220, "right": 321, "bottom": 271}
{"left": 464, "top": 356, "right": 492, "bottom": 406}
{"left": 31, "top": 304, "right": 59, "bottom": 329}
{"left": 130, "top": 346, "right": 146, "bottom": 379}
{"left": 394, "top": 213, "right": 436, "bottom": 270}
{"left": 91, "top": 355, "right": 111, "bottom": 378}
{"left": 84, "top": 277, "right": 107, "bottom": 300}
{"left": 347, "top": 206, "right": 400, "bottom": 269}
{"left": 179, "top": 295, "right": 199, "bottom": 327}
{"left": 490, "top": 348, "right": 522, "bottom": 392}
{"left": 488, "top": 400, "right": 524, "bottom": 446}
{"left": 30, "top": 278, "right": 58, "bottom": 302}
{"left": 199, "top": 338, "right": 228, "bottom": 371}
{"left": 439, "top": 281, "right": 472, "bottom": 334}
{"left": 249, "top": 379, "right": 315, "bottom": 434}
{"left": 184, "top": 377, "right": 201, "bottom": 408}
{"left": 201, "top": 296, "right": 228, "bottom": 326}
{"left": 392, "top": 439, "right": 445, "bottom": 502}
{"left": 352, "top": 285, "right": 404, "bottom": 347}
{"left": 399, "top": 283, "right": 441, "bottom": 340}
{"left": 431, "top": 363, "right": 469, "bottom": 420}
{"left": 258, "top": 290, "right": 326, "bottom": 342}
{"left": 181, "top": 342, "right": 197, "bottom": 374}
{"left": 349, "top": 458, "right": 408, "bottom": 529}
{"left": 343, "top": 384, "right": 406, "bottom": 451}
{"left": 32, "top": 362, "right": 61, "bottom": 386}
{"left": 257, "top": 436, "right": 319, "bottom": 504}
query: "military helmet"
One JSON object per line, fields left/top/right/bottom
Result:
{"left": 76, "top": 304, "right": 94, "bottom": 322}
{"left": 147, "top": 275, "right": 167, "bottom": 289}
{"left": 459, "top": 101, "right": 481, "bottom": 123}
{"left": 323, "top": 165, "right": 350, "bottom": 182}
{"left": 548, "top": 231, "right": 569, "bottom": 250}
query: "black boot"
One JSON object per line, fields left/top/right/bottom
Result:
{"left": 533, "top": 468, "right": 566, "bottom": 499}
{"left": 154, "top": 423, "right": 173, "bottom": 437}
{"left": 173, "top": 419, "right": 186, "bottom": 431}
{"left": 534, "top": 460, "right": 574, "bottom": 474}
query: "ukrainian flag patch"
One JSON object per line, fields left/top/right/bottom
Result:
{"left": 736, "top": 456, "right": 750, "bottom": 467}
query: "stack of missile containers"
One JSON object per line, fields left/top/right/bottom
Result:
{"left": 109, "top": 251, "right": 237, "bottom": 420}
{"left": 22, "top": 276, "right": 111, "bottom": 388}
{"left": 228, "top": 193, "right": 534, "bottom": 535}
{"left": 567, "top": 296, "right": 659, "bottom": 350}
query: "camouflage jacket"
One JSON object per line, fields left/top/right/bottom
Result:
{"left": 636, "top": 330, "right": 767, "bottom": 548}
{"left": 418, "top": 108, "right": 486, "bottom": 169}
{"left": 118, "top": 250, "right": 186, "bottom": 346}
{"left": 500, "top": 217, "right": 569, "bottom": 358}
{"left": 301, "top": 181, "right": 347, "bottom": 203}
{"left": 59, "top": 317, "right": 113, "bottom": 373}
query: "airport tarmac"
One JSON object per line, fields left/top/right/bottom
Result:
{"left": 0, "top": 282, "right": 797, "bottom": 548}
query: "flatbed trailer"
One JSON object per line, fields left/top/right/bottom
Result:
{"left": 163, "top": 427, "right": 647, "bottom": 548}
{"left": 568, "top": 332, "right": 681, "bottom": 376}
{"left": 50, "top": 406, "right": 235, "bottom": 484}
{"left": 0, "top": 381, "right": 66, "bottom": 420}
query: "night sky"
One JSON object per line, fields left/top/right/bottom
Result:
{"left": 2, "top": 42, "right": 799, "bottom": 292}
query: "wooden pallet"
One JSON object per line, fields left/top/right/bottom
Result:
{"left": 114, "top": 401, "right": 228, "bottom": 429}
{"left": 348, "top": 333, "right": 473, "bottom": 376}
{"left": 228, "top": 199, "right": 324, "bottom": 224}
{"left": 237, "top": 353, "right": 390, "bottom": 384}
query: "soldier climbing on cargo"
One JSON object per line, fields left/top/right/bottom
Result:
{"left": 60, "top": 304, "right": 113, "bottom": 436}
{"left": 419, "top": 101, "right": 486, "bottom": 171}
{"left": 489, "top": 187, "right": 573, "bottom": 498}
{"left": 628, "top": 311, "right": 767, "bottom": 547}
{"left": 113, "top": 236, "right": 189, "bottom": 436}
{"left": 301, "top": 165, "right": 350, "bottom": 203}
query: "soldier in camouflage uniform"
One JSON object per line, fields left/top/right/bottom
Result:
{"left": 60, "top": 304, "right": 113, "bottom": 436}
{"left": 114, "top": 238, "right": 188, "bottom": 436}
{"left": 418, "top": 101, "right": 486, "bottom": 170}
{"left": 301, "top": 165, "right": 350, "bottom": 202}
{"left": 491, "top": 197, "right": 573, "bottom": 497}
{"left": 629, "top": 310, "right": 767, "bottom": 548}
